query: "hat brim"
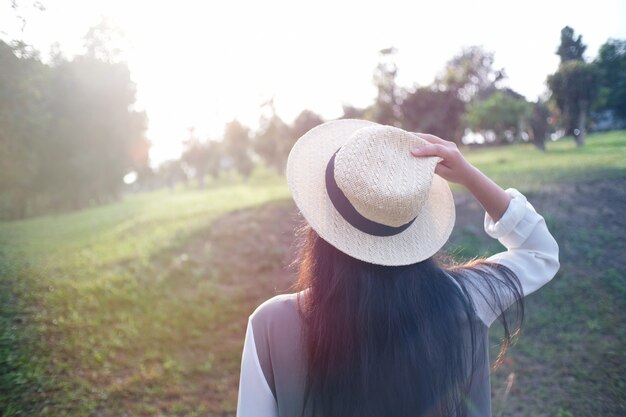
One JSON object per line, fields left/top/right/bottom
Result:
{"left": 286, "top": 119, "right": 456, "bottom": 266}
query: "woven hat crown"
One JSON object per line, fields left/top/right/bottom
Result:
{"left": 334, "top": 125, "right": 440, "bottom": 228}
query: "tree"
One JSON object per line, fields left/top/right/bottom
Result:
{"left": 399, "top": 87, "right": 465, "bottom": 143}
{"left": 291, "top": 109, "right": 324, "bottom": 139}
{"left": 464, "top": 90, "right": 531, "bottom": 144}
{"left": 204, "top": 140, "right": 224, "bottom": 180}
{"left": 83, "top": 17, "right": 128, "bottom": 64}
{"left": 372, "top": 47, "right": 400, "bottom": 125}
{"left": 437, "top": 46, "right": 504, "bottom": 102}
{"left": 253, "top": 99, "right": 292, "bottom": 175}
{"left": 0, "top": 40, "right": 49, "bottom": 218}
{"left": 46, "top": 55, "right": 148, "bottom": 207}
{"left": 181, "top": 131, "right": 223, "bottom": 187}
{"left": 548, "top": 27, "right": 599, "bottom": 146}
{"left": 594, "top": 39, "right": 626, "bottom": 123}
{"left": 181, "top": 127, "right": 221, "bottom": 188}
{"left": 0, "top": 26, "right": 148, "bottom": 219}
{"left": 254, "top": 115, "right": 291, "bottom": 175}
{"left": 528, "top": 100, "right": 552, "bottom": 151}
{"left": 557, "top": 26, "right": 586, "bottom": 63}
{"left": 223, "top": 120, "right": 254, "bottom": 179}
{"left": 548, "top": 61, "right": 599, "bottom": 146}
{"left": 157, "top": 159, "right": 187, "bottom": 192}
{"left": 134, "top": 163, "right": 157, "bottom": 191}
{"left": 341, "top": 104, "right": 369, "bottom": 120}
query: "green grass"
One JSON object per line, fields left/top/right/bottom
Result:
{"left": 1, "top": 131, "right": 625, "bottom": 416}
{"left": 447, "top": 199, "right": 626, "bottom": 415}
{"left": 460, "top": 130, "right": 626, "bottom": 191}
{"left": 1, "top": 182, "right": 289, "bottom": 416}
{"left": 444, "top": 132, "right": 626, "bottom": 415}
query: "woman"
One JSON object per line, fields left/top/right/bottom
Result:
{"left": 236, "top": 120, "right": 559, "bottom": 417}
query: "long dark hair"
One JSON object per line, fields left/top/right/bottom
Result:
{"left": 292, "top": 225, "right": 524, "bottom": 417}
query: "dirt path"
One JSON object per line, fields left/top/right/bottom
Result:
{"left": 179, "top": 178, "right": 625, "bottom": 416}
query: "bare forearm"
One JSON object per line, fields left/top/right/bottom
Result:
{"left": 461, "top": 166, "right": 511, "bottom": 222}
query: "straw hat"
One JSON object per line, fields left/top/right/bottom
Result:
{"left": 286, "top": 119, "right": 455, "bottom": 266}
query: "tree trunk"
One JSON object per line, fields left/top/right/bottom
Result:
{"left": 575, "top": 100, "right": 587, "bottom": 147}
{"left": 535, "top": 138, "right": 546, "bottom": 151}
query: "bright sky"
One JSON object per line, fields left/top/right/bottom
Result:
{"left": 2, "top": 0, "right": 625, "bottom": 166}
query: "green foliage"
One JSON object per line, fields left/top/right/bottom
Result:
{"left": 181, "top": 129, "right": 223, "bottom": 187}
{"left": 223, "top": 120, "right": 254, "bottom": 179}
{"left": 437, "top": 46, "right": 504, "bottom": 102}
{"left": 557, "top": 409, "right": 574, "bottom": 417}
{"left": 528, "top": 100, "right": 552, "bottom": 150}
{"left": 548, "top": 60, "right": 599, "bottom": 144}
{"left": 155, "top": 158, "right": 188, "bottom": 189}
{"left": 400, "top": 87, "right": 465, "bottom": 144}
{"left": 341, "top": 104, "right": 369, "bottom": 119}
{"left": 548, "top": 27, "right": 601, "bottom": 146}
{"left": 0, "top": 41, "right": 49, "bottom": 219}
{"left": 548, "top": 62, "right": 599, "bottom": 114}
{"left": 372, "top": 47, "right": 400, "bottom": 125}
{"left": 253, "top": 113, "right": 291, "bottom": 175}
{"left": 556, "top": 26, "right": 586, "bottom": 63}
{"left": 291, "top": 109, "right": 324, "bottom": 139}
{"left": 181, "top": 108, "right": 324, "bottom": 186}
{"left": 49, "top": 55, "right": 148, "bottom": 199}
{"left": 419, "top": 46, "right": 521, "bottom": 144}
{"left": 464, "top": 91, "right": 531, "bottom": 143}
{"left": 0, "top": 40, "right": 148, "bottom": 220}
{"left": 594, "top": 39, "right": 626, "bottom": 121}
{"left": 83, "top": 18, "right": 128, "bottom": 64}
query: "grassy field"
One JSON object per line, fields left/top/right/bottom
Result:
{"left": 1, "top": 132, "right": 625, "bottom": 416}
{"left": 455, "top": 130, "right": 626, "bottom": 190}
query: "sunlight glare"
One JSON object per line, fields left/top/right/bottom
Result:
{"left": 2, "top": 0, "right": 625, "bottom": 165}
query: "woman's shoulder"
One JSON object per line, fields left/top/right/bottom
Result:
{"left": 249, "top": 290, "right": 307, "bottom": 332}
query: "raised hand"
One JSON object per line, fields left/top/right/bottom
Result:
{"left": 410, "top": 132, "right": 512, "bottom": 222}
{"left": 410, "top": 133, "right": 475, "bottom": 186}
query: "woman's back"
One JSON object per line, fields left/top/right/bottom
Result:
{"left": 244, "top": 290, "right": 492, "bottom": 417}
{"left": 236, "top": 121, "right": 559, "bottom": 417}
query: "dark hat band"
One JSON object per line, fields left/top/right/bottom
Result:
{"left": 325, "top": 149, "right": 416, "bottom": 237}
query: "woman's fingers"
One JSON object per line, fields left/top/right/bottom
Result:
{"left": 434, "top": 163, "right": 452, "bottom": 177}
{"left": 413, "top": 132, "right": 451, "bottom": 146}
{"left": 410, "top": 143, "right": 451, "bottom": 160}
{"left": 410, "top": 132, "right": 473, "bottom": 185}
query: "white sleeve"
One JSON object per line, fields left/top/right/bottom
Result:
{"left": 236, "top": 318, "right": 278, "bottom": 417}
{"left": 470, "top": 188, "right": 560, "bottom": 327}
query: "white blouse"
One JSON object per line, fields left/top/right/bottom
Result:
{"left": 236, "top": 188, "right": 560, "bottom": 416}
